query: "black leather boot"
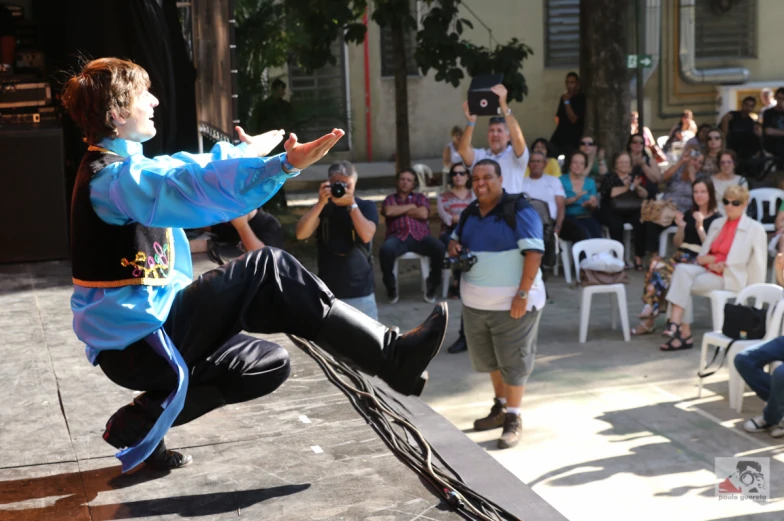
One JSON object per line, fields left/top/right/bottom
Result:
{"left": 103, "top": 393, "right": 193, "bottom": 470}
{"left": 315, "top": 300, "right": 447, "bottom": 396}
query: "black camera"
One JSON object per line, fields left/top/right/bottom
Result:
{"left": 443, "top": 250, "right": 477, "bottom": 272}
{"left": 330, "top": 181, "right": 347, "bottom": 198}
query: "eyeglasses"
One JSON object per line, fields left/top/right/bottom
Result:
{"left": 723, "top": 199, "right": 742, "bottom": 207}
{"left": 708, "top": 135, "right": 722, "bottom": 141}
{"left": 452, "top": 171, "right": 468, "bottom": 176}
{"left": 581, "top": 140, "right": 595, "bottom": 146}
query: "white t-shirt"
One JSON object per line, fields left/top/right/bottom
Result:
{"left": 521, "top": 175, "right": 565, "bottom": 220}
{"left": 447, "top": 142, "right": 463, "bottom": 165}
{"left": 471, "top": 144, "right": 530, "bottom": 195}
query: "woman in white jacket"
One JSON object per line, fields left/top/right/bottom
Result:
{"left": 661, "top": 185, "right": 768, "bottom": 351}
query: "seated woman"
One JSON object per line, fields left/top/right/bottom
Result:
{"left": 631, "top": 178, "right": 719, "bottom": 335}
{"left": 598, "top": 152, "right": 648, "bottom": 269}
{"left": 712, "top": 150, "right": 748, "bottom": 215}
{"left": 644, "top": 150, "right": 705, "bottom": 261}
{"left": 525, "top": 138, "right": 561, "bottom": 177}
{"left": 661, "top": 185, "right": 768, "bottom": 351}
{"left": 559, "top": 151, "right": 602, "bottom": 243}
{"left": 631, "top": 111, "right": 666, "bottom": 163}
{"left": 437, "top": 163, "right": 475, "bottom": 287}
{"left": 442, "top": 126, "right": 463, "bottom": 174}
{"left": 663, "top": 110, "right": 698, "bottom": 153}
{"left": 578, "top": 135, "right": 607, "bottom": 183}
{"left": 700, "top": 128, "right": 725, "bottom": 177}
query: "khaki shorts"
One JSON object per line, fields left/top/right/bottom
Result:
{"left": 463, "top": 306, "right": 542, "bottom": 386}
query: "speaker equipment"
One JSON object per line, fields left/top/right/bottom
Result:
{"left": 467, "top": 74, "right": 505, "bottom": 116}
{"left": 0, "top": 123, "right": 69, "bottom": 263}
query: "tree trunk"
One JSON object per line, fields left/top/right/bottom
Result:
{"left": 390, "top": 17, "right": 411, "bottom": 171}
{"left": 580, "top": 0, "right": 630, "bottom": 159}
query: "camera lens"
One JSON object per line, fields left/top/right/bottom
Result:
{"left": 331, "top": 182, "right": 346, "bottom": 198}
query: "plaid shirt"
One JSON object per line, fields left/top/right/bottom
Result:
{"left": 382, "top": 192, "right": 431, "bottom": 241}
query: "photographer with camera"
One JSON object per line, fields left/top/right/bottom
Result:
{"left": 448, "top": 159, "right": 545, "bottom": 449}
{"left": 296, "top": 161, "right": 379, "bottom": 319}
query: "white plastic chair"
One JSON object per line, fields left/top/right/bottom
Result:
{"left": 749, "top": 188, "right": 784, "bottom": 232}
{"left": 572, "top": 239, "right": 630, "bottom": 343}
{"left": 553, "top": 236, "right": 573, "bottom": 284}
{"left": 601, "top": 224, "right": 633, "bottom": 264}
{"left": 393, "top": 252, "right": 430, "bottom": 301}
{"left": 658, "top": 226, "right": 678, "bottom": 258}
{"left": 698, "top": 284, "right": 784, "bottom": 412}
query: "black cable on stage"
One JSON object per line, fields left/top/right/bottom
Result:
{"left": 288, "top": 334, "right": 523, "bottom": 521}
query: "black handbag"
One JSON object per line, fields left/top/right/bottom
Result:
{"left": 611, "top": 190, "right": 643, "bottom": 213}
{"left": 698, "top": 304, "right": 767, "bottom": 378}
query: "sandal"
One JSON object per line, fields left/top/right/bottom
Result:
{"left": 660, "top": 324, "right": 693, "bottom": 351}
{"left": 631, "top": 322, "right": 656, "bottom": 335}
{"left": 662, "top": 321, "right": 676, "bottom": 337}
{"left": 639, "top": 304, "right": 660, "bottom": 319}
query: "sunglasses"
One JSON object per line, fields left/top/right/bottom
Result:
{"left": 722, "top": 199, "right": 742, "bottom": 207}
{"left": 581, "top": 140, "right": 595, "bottom": 146}
{"left": 452, "top": 170, "right": 468, "bottom": 176}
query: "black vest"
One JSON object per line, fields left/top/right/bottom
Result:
{"left": 70, "top": 148, "right": 174, "bottom": 288}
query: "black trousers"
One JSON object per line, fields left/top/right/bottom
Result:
{"left": 99, "top": 247, "right": 334, "bottom": 431}
{"left": 599, "top": 209, "right": 646, "bottom": 259}
{"left": 379, "top": 235, "right": 445, "bottom": 292}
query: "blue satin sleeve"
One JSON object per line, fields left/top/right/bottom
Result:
{"left": 89, "top": 143, "right": 293, "bottom": 228}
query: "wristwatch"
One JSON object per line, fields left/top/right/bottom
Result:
{"left": 516, "top": 290, "right": 528, "bottom": 300}
{"left": 348, "top": 203, "right": 359, "bottom": 211}
{"left": 504, "top": 107, "right": 512, "bottom": 116}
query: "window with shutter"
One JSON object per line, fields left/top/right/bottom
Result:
{"left": 380, "top": 0, "right": 419, "bottom": 78}
{"left": 289, "top": 39, "right": 350, "bottom": 151}
{"left": 694, "top": 0, "right": 757, "bottom": 59}
{"left": 544, "top": 0, "right": 580, "bottom": 68}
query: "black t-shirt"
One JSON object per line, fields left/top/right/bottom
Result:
{"left": 682, "top": 211, "right": 720, "bottom": 246}
{"left": 763, "top": 108, "right": 784, "bottom": 158}
{"left": 317, "top": 198, "right": 379, "bottom": 299}
{"left": 550, "top": 92, "right": 586, "bottom": 150}
{"left": 727, "top": 112, "right": 761, "bottom": 158}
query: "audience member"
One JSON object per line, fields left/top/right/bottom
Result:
{"left": 722, "top": 96, "right": 761, "bottom": 159}
{"left": 760, "top": 88, "right": 777, "bottom": 117}
{"left": 447, "top": 158, "right": 545, "bottom": 449}
{"left": 438, "top": 163, "right": 475, "bottom": 296}
{"left": 379, "top": 169, "right": 445, "bottom": 304}
{"left": 523, "top": 152, "right": 565, "bottom": 235}
{"left": 663, "top": 110, "right": 698, "bottom": 152}
{"left": 631, "top": 178, "right": 719, "bottom": 335}
{"left": 525, "top": 138, "right": 561, "bottom": 177}
{"left": 442, "top": 126, "right": 464, "bottom": 173}
{"left": 683, "top": 123, "right": 712, "bottom": 154}
{"left": 598, "top": 152, "right": 648, "bottom": 270}
{"left": 735, "top": 338, "right": 784, "bottom": 437}
{"left": 700, "top": 128, "right": 724, "bottom": 176}
{"left": 550, "top": 72, "right": 585, "bottom": 156}
{"left": 628, "top": 132, "right": 661, "bottom": 194}
{"left": 762, "top": 87, "right": 784, "bottom": 160}
{"left": 662, "top": 185, "right": 767, "bottom": 351}
{"left": 559, "top": 152, "right": 602, "bottom": 242}
{"left": 458, "top": 84, "right": 529, "bottom": 195}
{"left": 231, "top": 208, "right": 285, "bottom": 251}
{"left": 768, "top": 202, "right": 784, "bottom": 287}
{"left": 712, "top": 150, "right": 748, "bottom": 215}
{"left": 631, "top": 111, "right": 666, "bottom": 163}
{"left": 579, "top": 135, "right": 607, "bottom": 183}
{"left": 295, "top": 161, "right": 379, "bottom": 318}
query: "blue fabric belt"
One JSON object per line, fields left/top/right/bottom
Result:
{"left": 116, "top": 328, "right": 189, "bottom": 472}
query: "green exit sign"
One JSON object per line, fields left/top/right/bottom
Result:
{"left": 627, "top": 54, "right": 653, "bottom": 68}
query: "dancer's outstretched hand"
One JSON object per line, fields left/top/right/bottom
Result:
{"left": 235, "top": 126, "right": 285, "bottom": 157}
{"left": 284, "top": 129, "right": 345, "bottom": 171}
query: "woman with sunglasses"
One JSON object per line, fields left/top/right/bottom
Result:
{"left": 712, "top": 150, "right": 748, "bottom": 215}
{"left": 631, "top": 178, "right": 719, "bottom": 335}
{"left": 631, "top": 111, "right": 666, "bottom": 163}
{"left": 700, "top": 128, "right": 725, "bottom": 176}
{"left": 578, "top": 136, "right": 607, "bottom": 183}
{"left": 628, "top": 132, "right": 661, "bottom": 193}
{"left": 663, "top": 110, "right": 698, "bottom": 153}
{"left": 525, "top": 138, "right": 562, "bottom": 177}
{"left": 437, "top": 163, "right": 475, "bottom": 294}
{"left": 661, "top": 185, "right": 767, "bottom": 351}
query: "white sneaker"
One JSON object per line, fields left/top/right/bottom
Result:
{"left": 770, "top": 418, "right": 784, "bottom": 438}
{"left": 743, "top": 415, "right": 771, "bottom": 433}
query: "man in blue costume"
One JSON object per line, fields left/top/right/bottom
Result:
{"left": 62, "top": 58, "right": 447, "bottom": 472}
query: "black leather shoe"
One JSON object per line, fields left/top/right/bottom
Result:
{"left": 316, "top": 300, "right": 448, "bottom": 396}
{"left": 447, "top": 335, "right": 467, "bottom": 354}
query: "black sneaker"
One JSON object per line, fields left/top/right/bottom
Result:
{"left": 447, "top": 335, "right": 467, "bottom": 354}
{"left": 388, "top": 287, "right": 399, "bottom": 304}
{"left": 425, "top": 281, "right": 437, "bottom": 303}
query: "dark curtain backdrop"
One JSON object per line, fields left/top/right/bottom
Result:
{"left": 35, "top": 0, "right": 198, "bottom": 212}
